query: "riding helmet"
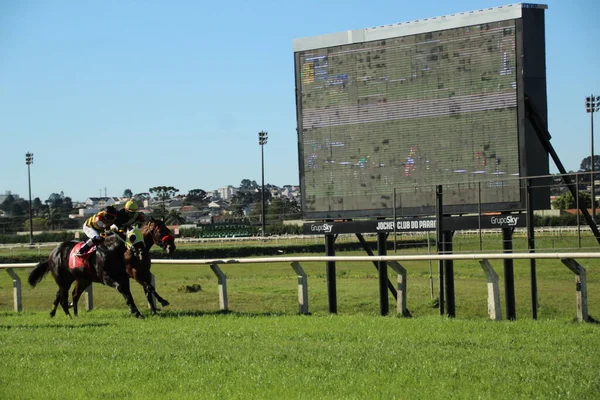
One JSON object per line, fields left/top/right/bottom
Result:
{"left": 125, "top": 199, "right": 139, "bottom": 212}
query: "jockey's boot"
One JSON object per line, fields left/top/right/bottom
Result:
{"left": 75, "top": 242, "right": 92, "bottom": 257}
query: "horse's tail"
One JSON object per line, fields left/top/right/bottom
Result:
{"left": 28, "top": 260, "right": 50, "bottom": 287}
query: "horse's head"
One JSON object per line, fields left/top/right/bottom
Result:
{"left": 146, "top": 217, "right": 176, "bottom": 255}
{"left": 126, "top": 227, "right": 146, "bottom": 261}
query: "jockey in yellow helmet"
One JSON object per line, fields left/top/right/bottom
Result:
{"left": 113, "top": 199, "right": 146, "bottom": 231}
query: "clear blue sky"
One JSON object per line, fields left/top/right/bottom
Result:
{"left": 1, "top": 0, "right": 598, "bottom": 202}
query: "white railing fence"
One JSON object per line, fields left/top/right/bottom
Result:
{"left": 1, "top": 252, "right": 595, "bottom": 321}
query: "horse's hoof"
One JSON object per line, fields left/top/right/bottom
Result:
{"left": 49, "top": 311, "right": 56, "bottom": 318}
{"left": 160, "top": 300, "right": 170, "bottom": 307}
{"left": 134, "top": 312, "right": 145, "bottom": 319}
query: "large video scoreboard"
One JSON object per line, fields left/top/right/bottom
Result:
{"left": 293, "top": 4, "right": 549, "bottom": 219}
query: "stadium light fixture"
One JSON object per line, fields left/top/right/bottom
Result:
{"left": 25, "top": 152, "right": 34, "bottom": 245}
{"left": 258, "top": 131, "right": 268, "bottom": 237}
{"left": 586, "top": 95, "right": 600, "bottom": 220}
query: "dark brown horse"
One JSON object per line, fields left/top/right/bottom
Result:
{"left": 28, "top": 231, "right": 146, "bottom": 318}
{"left": 124, "top": 217, "right": 176, "bottom": 314}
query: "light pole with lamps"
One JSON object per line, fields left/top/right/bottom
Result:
{"left": 586, "top": 95, "right": 600, "bottom": 220}
{"left": 258, "top": 131, "right": 268, "bottom": 237}
{"left": 25, "top": 152, "right": 34, "bottom": 245}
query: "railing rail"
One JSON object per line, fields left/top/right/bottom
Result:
{"left": 1, "top": 251, "right": 596, "bottom": 321}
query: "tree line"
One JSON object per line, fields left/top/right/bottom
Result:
{"left": 0, "top": 180, "right": 301, "bottom": 233}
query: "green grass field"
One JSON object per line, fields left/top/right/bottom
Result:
{"left": 1, "top": 312, "right": 599, "bottom": 399}
{"left": 1, "top": 234, "right": 599, "bottom": 398}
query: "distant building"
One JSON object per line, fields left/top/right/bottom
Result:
{"left": 217, "top": 186, "right": 237, "bottom": 201}
{"left": 0, "top": 191, "right": 23, "bottom": 204}
{"left": 84, "top": 197, "right": 120, "bottom": 208}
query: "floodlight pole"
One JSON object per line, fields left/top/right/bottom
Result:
{"left": 258, "top": 131, "right": 268, "bottom": 237}
{"left": 586, "top": 95, "right": 599, "bottom": 221}
{"left": 25, "top": 152, "right": 34, "bottom": 245}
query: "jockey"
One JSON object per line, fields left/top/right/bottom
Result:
{"left": 75, "top": 205, "right": 118, "bottom": 257}
{"left": 112, "top": 199, "right": 145, "bottom": 231}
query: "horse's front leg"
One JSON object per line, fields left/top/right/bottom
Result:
{"left": 151, "top": 287, "right": 170, "bottom": 308}
{"left": 140, "top": 281, "right": 158, "bottom": 314}
{"left": 139, "top": 281, "right": 169, "bottom": 314}
{"left": 104, "top": 275, "right": 144, "bottom": 319}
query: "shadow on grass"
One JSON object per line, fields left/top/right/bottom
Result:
{"left": 0, "top": 322, "right": 111, "bottom": 330}
{"left": 152, "top": 309, "right": 306, "bottom": 319}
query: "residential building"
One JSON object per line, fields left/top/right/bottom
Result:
{"left": 217, "top": 186, "right": 237, "bottom": 201}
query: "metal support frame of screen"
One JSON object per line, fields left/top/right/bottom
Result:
{"left": 293, "top": 4, "right": 549, "bottom": 220}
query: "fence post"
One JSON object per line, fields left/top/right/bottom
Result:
{"left": 5, "top": 268, "right": 22, "bottom": 312}
{"left": 148, "top": 273, "right": 157, "bottom": 310}
{"left": 479, "top": 259, "right": 502, "bottom": 321}
{"left": 210, "top": 264, "right": 228, "bottom": 311}
{"left": 291, "top": 262, "right": 309, "bottom": 315}
{"left": 388, "top": 261, "right": 408, "bottom": 316}
{"left": 85, "top": 284, "right": 93, "bottom": 311}
{"left": 561, "top": 258, "right": 589, "bottom": 322}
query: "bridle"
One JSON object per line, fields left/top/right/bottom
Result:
{"left": 151, "top": 222, "right": 175, "bottom": 251}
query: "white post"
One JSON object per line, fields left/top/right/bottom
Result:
{"left": 479, "top": 259, "right": 502, "bottom": 321}
{"left": 291, "top": 261, "right": 309, "bottom": 315}
{"left": 388, "top": 261, "right": 408, "bottom": 317}
{"left": 6, "top": 268, "right": 22, "bottom": 312}
{"left": 210, "top": 264, "right": 228, "bottom": 311}
{"left": 561, "top": 258, "right": 589, "bottom": 322}
{"left": 85, "top": 284, "right": 93, "bottom": 311}
{"left": 148, "top": 273, "right": 157, "bottom": 310}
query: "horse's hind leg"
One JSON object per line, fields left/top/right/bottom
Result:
{"left": 59, "top": 286, "right": 72, "bottom": 318}
{"left": 71, "top": 280, "right": 91, "bottom": 317}
{"left": 50, "top": 290, "right": 61, "bottom": 318}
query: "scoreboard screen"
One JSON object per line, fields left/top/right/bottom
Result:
{"left": 293, "top": 4, "right": 549, "bottom": 219}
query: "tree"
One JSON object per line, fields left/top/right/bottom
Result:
{"left": 230, "top": 190, "right": 254, "bottom": 207}
{"left": 123, "top": 189, "right": 133, "bottom": 199}
{"left": 32, "top": 197, "right": 43, "bottom": 216}
{"left": 281, "top": 198, "right": 302, "bottom": 219}
{"left": 44, "top": 207, "right": 63, "bottom": 230}
{"left": 149, "top": 186, "right": 179, "bottom": 219}
{"left": 45, "top": 193, "right": 64, "bottom": 209}
{"left": 239, "top": 179, "right": 258, "bottom": 191}
{"left": 579, "top": 155, "right": 600, "bottom": 182}
{"left": 0, "top": 194, "right": 15, "bottom": 211}
{"left": 185, "top": 189, "right": 207, "bottom": 205}
{"left": 134, "top": 192, "right": 150, "bottom": 203}
{"left": 551, "top": 191, "right": 595, "bottom": 210}
{"left": 149, "top": 186, "right": 179, "bottom": 203}
{"left": 9, "top": 202, "right": 25, "bottom": 216}
{"left": 267, "top": 197, "right": 285, "bottom": 222}
{"left": 24, "top": 217, "right": 46, "bottom": 231}
{"left": 62, "top": 197, "right": 73, "bottom": 213}
{"left": 164, "top": 209, "right": 185, "bottom": 225}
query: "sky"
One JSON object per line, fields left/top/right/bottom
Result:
{"left": 1, "top": 0, "right": 599, "bottom": 202}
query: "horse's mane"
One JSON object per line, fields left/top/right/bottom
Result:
{"left": 100, "top": 233, "right": 126, "bottom": 253}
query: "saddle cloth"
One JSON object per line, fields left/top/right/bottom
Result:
{"left": 68, "top": 242, "right": 97, "bottom": 271}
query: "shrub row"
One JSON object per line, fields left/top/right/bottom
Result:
{"left": 0, "top": 239, "right": 427, "bottom": 264}
{"left": 0, "top": 215, "right": 591, "bottom": 246}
